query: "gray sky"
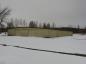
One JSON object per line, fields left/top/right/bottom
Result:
{"left": 0, "top": 0, "right": 86, "bottom": 27}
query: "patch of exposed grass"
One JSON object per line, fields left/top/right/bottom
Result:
{"left": 8, "top": 28, "right": 73, "bottom": 37}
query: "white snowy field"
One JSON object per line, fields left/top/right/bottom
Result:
{"left": 0, "top": 33, "right": 86, "bottom": 64}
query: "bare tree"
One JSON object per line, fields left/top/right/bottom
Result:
{"left": 43, "top": 23, "right": 47, "bottom": 29}
{"left": 0, "top": 7, "right": 11, "bottom": 28}
{"left": 46, "top": 23, "right": 50, "bottom": 29}
{"left": 7, "top": 21, "right": 14, "bottom": 28}
{"left": 52, "top": 22, "right": 55, "bottom": 29}
{"left": 29, "top": 21, "right": 37, "bottom": 28}
{"left": 77, "top": 24, "right": 80, "bottom": 30}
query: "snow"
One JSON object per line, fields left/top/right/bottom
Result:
{"left": 0, "top": 46, "right": 86, "bottom": 64}
{"left": 0, "top": 32, "right": 8, "bottom": 36}
{"left": 0, "top": 33, "right": 86, "bottom": 64}
{"left": 0, "top": 35, "right": 86, "bottom": 53}
{"left": 73, "top": 34, "right": 86, "bottom": 40}
{"left": 1, "top": 22, "right": 8, "bottom": 28}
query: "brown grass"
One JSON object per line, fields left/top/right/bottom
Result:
{"left": 8, "top": 28, "right": 73, "bottom": 37}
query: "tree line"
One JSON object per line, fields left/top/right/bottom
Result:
{"left": 7, "top": 19, "right": 86, "bottom": 34}
{"left": 0, "top": 5, "right": 86, "bottom": 34}
{"left": 7, "top": 19, "right": 56, "bottom": 29}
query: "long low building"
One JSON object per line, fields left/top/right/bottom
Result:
{"left": 8, "top": 27, "right": 73, "bottom": 37}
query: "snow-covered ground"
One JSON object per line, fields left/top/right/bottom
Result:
{"left": 0, "top": 32, "right": 8, "bottom": 36}
{"left": 0, "top": 33, "right": 86, "bottom": 64}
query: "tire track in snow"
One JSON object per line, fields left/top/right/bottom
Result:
{"left": 0, "top": 43, "right": 86, "bottom": 57}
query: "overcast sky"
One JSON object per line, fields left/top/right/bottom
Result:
{"left": 0, "top": 0, "right": 86, "bottom": 27}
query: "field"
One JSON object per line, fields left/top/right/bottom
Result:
{"left": 8, "top": 28, "right": 73, "bottom": 37}
{"left": 0, "top": 34, "right": 86, "bottom": 64}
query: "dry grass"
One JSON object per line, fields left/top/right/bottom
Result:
{"left": 8, "top": 28, "right": 73, "bottom": 37}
